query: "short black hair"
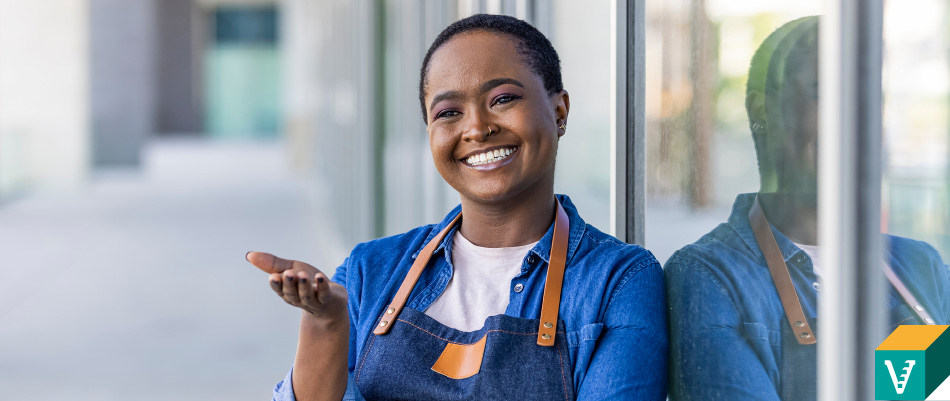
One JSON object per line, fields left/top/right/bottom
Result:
{"left": 418, "top": 14, "right": 563, "bottom": 122}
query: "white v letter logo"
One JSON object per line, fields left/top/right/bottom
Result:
{"left": 885, "top": 359, "right": 917, "bottom": 394}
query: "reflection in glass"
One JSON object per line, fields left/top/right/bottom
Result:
{"left": 664, "top": 17, "right": 950, "bottom": 401}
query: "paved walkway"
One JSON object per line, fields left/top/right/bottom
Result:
{"left": 0, "top": 140, "right": 346, "bottom": 400}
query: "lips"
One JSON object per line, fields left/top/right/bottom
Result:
{"left": 460, "top": 146, "right": 518, "bottom": 166}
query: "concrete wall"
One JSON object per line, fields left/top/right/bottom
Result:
{"left": 283, "top": 0, "right": 382, "bottom": 248}
{"left": 0, "top": 0, "right": 91, "bottom": 195}
{"left": 89, "top": 0, "right": 157, "bottom": 166}
{"left": 157, "top": 0, "right": 204, "bottom": 134}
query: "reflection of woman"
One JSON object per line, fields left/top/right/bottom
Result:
{"left": 665, "top": 16, "right": 949, "bottom": 401}
{"left": 247, "top": 15, "right": 668, "bottom": 401}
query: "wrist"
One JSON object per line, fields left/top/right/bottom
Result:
{"left": 300, "top": 308, "right": 348, "bottom": 334}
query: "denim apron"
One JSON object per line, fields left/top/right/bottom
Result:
{"left": 778, "top": 317, "right": 818, "bottom": 400}
{"left": 354, "top": 200, "right": 575, "bottom": 401}
{"left": 750, "top": 196, "right": 934, "bottom": 401}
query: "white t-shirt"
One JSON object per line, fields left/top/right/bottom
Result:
{"left": 423, "top": 231, "right": 537, "bottom": 331}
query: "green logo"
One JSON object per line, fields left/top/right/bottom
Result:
{"left": 875, "top": 325, "right": 950, "bottom": 400}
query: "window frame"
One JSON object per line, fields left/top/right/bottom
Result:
{"left": 616, "top": 0, "right": 888, "bottom": 398}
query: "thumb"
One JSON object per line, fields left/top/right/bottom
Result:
{"left": 246, "top": 251, "right": 293, "bottom": 274}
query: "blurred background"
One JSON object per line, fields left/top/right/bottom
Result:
{"left": 0, "top": 0, "right": 611, "bottom": 399}
{"left": 0, "top": 0, "right": 947, "bottom": 399}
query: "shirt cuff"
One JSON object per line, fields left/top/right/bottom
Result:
{"left": 272, "top": 366, "right": 365, "bottom": 401}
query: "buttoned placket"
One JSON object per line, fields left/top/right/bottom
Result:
{"left": 790, "top": 252, "right": 821, "bottom": 294}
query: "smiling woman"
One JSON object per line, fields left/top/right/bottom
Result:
{"left": 247, "top": 14, "right": 668, "bottom": 401}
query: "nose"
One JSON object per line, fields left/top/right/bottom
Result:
{"left": 460, "top": 111, "right": 491, "bottom": 142}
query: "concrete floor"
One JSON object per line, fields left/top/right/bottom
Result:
{"left": 0, "top": 140, "right": 346, "bottom": 400}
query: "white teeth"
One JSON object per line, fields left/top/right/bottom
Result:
{"left": 464, "top": 147, "right": 517, "bottom": 166}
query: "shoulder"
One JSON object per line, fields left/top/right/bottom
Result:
{"left": 348, "top": 224, "right": 438, "bottom": 264}
{"left": 567, "top": 224, "right": 663, "bottom": 307}
{"left": 579, "top": 223, "right": 659, "bottom": 271}
{"left": 886, "top": 234, "right": 946, "bottom": 266}
{"left": 885, "top": 234, "right": 949, "bottom": 284}
{"left": 337, "top": 223, "right": 445, "bottom": 288}
{"left": 664, "top": 223, "right": 764, "bottom": 291}
{"left": 572, "top": 223, "right": 659, "bottom": 277}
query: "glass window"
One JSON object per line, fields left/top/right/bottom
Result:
{"left": 550, "top": 0, "right": 612, "bottom": 230}
{"left": 648, "top": 2, "right": 827, "bottom": 400}
{"left": 879, "top": 0, "right": 950, "bottom": 350}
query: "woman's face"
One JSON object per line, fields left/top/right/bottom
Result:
{"left": 423, "top": 30, "right": 569, "bottom": 204}
{"left": 778, "top": 44, "right": 819, "bottom": 197}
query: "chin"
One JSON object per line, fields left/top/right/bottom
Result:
{"left": 463, "top": 184, "right": 524, "bottom": 204}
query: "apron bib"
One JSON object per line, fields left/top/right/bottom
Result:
{"left": 779, "top": 318, "right": 818, "bottom": 401}
{"left": 749, "top": 196, "right": 933, "bottom": 400}
{"left": 356, "top": 199, "right": 575, "bottom": 400}
{"left": 355, "top": 308, "right": 574, "bottom": 400}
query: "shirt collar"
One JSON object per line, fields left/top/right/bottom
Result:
{"left": 728, "top": 193, "right": 806, "bottom": 265}
{"left": 411, "top": 194, "right": 586, "bottom": 269}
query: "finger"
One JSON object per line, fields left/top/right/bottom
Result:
{"left": 296, "top": 271, "right": 317, "bottom": 306}
{"left": 281, "top": 272, "right": 301, "bottom": 305}
{"left": 314, "top": 272, "right": 330, "bottom": 304}
{"left": 268, "top": 273, "right": 282, "bottom": 295}
{"left": 246, "top": 252, "right": 294, "bottom": 274}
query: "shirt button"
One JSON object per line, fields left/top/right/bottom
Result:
{"left": 526, "top": 255, "right": 537, "bottom": 264}
{"left": 513, "top": 283, "right": 524, "bottom": 293}
{"left": 812, "top": 282, "right": 821, "bottom": 292}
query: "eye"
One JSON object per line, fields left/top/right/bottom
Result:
{"left": 435, "top": 109, "right": 461, "bottom": 120}
{"left": 492, "top": 94, "right": 521, "bottom": 107}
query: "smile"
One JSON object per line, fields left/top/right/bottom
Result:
{"left": 462, "top": 146, "right": 518, "bottom": 167}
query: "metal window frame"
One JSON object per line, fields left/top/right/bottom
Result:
{"left": 611, "top": 0, "right": 644, "bottom": 245}
{"left": 818, "top": 1, "right": 886, "bottom": 400}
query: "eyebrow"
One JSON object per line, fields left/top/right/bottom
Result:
{"left": 428, "top": 78, "right": 525, "bottom": 115}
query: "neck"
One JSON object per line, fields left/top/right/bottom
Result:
{"left": 757, "top": 191, "right": 818, "bottom": 245}
{"left": 458, "top": 183, "right": 556, "bottom": 248}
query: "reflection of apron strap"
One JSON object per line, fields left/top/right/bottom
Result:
{"left": 374, "top": 213, "right": 461, "bottom": 335}
{"left": 749, "top": 196, "right": 817, "bottom": 345}
{"left": 883, "top": 262, "right": 936, "bottom": 325}
{"left": 537, "top": 201, "right": 569, "bottom": 346}
{"left": 373, "top": 198, "right": 572, "bottom": 347}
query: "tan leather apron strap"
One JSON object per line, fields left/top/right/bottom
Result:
{"left": 749, "top": 196, "right": 817, "bottom": 345}
{"left": 883, "top": 261, "right": 936, "bottom": 325}
{"left": 537, "top": 200, "right": 569, "bottom": 346}
{"left": 373, "top": 213, "right": 461, "bottom": 335}
{"left": 374, "top": 198, "right": 571, "bottom": 347}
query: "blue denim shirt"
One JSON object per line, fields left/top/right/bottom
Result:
{"left": 274, "top": 195, "right": 669, "bottom": 400}
{"left": 665, "top": 193, "right": 950, "bottom": 400}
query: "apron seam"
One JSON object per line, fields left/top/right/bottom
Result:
{"left": 397, "top": 318, "right": 565, "bottom": 344}
{"left": 356, "top": 332, "right": 377, "bottom": 385}
{"left": 890, "top": 315, "right": 917, "bottom": 330}
{"left": 556, "top": 341, "right": 568, "bottom": 401}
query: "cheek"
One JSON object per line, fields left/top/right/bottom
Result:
{"left": 428, "top": 129, "right": 457, "bottom": 164}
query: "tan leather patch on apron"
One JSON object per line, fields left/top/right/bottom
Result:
{"left": 431, "top": 335, "right": 488, "bottom": 379}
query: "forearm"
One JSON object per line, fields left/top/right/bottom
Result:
{"left": 291, "top": 311, "right": 350, "bottom": 401}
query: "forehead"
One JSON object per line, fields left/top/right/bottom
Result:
{"left": 425, "top": 30, "right": 540, "bottom": 96}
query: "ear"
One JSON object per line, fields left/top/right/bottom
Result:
{"left": 552, "top": 90, "right": 570, "bottom": 138}
{"left": 745, "top": 89, "right": 766, "bottom": 132}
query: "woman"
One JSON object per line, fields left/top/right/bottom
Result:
{"left": 247, "top": 14, "right": 667, "bottom": 401}
{"left": 665, "top": 16, "right": 949, "bottom": 401}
